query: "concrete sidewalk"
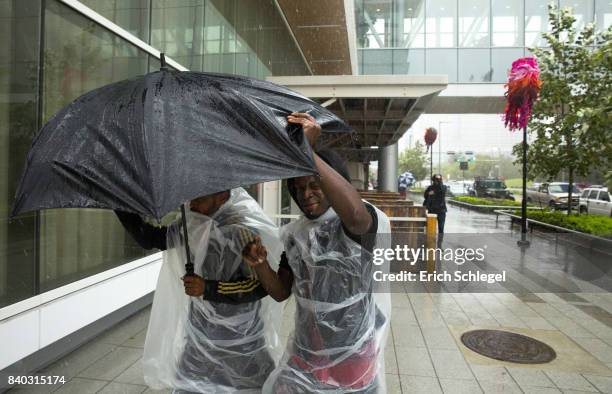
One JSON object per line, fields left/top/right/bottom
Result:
{"left": 8, "top": 205, "right": 612, "bottom": 393}
{"left": 10, "top": 286, "right": 612, "bottom": 393}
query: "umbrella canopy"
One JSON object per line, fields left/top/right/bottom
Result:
{"left": 11, "top": 69, "right": 351, "bottom": 220}
{"left": 398, "top": 172, "right": 415, "bottom": 188}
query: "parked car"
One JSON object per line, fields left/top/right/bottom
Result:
{"left": 468, "top": 178, "right": 514, "bottom": 200}
{"left": 526, "top": 182, "right": 580, "bottom": 210}
{"left": 579, "top": 187, "right": 611, "bottom": 216}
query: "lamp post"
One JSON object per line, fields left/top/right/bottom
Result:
{"left": 518, "top": 126, "right": 529, "bottom": 246}
{"left": 438, "top": 121, "right": 451, "bottom": 175}
{"left": 424, "top": 127, "right": 438, "bottom": 180}
{"left": 503, "top": 57, "right": 542, "bottom": 248}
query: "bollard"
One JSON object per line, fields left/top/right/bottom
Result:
{"left": 426, "top": 213, "right": 437, "bottom": 274}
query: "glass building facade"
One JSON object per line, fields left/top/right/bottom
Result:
{"left": 356, "top": 0, "right": 612, "bottom": 82}
{"left": 0, "top": 0, "right": 307, "bottom": 309}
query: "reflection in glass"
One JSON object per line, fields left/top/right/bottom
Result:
{"left": 525, "top": 0, "right": 555, "bottom": 47}
{"left": 560, "top": 0, "right": 594, "bottom": 30}
{"left": 362, "top": 49, "right": 393, "bottom": 74}
{"left": 0, "top": 0, "right": 39, "bottom": 308}
{"left": 393, "top": 49, "right": 425, "bottom": 74}
{"left": 491, "top": 47, "right": 524, "bottom": 82}
{"left": 40, "top": 0, "right": 152, "bottom": 292}
{"left": 151, "top": 0, "right": 307, "bottom": 77}
{"left": 78, "top": 0, "right": 150, "bottom": 42}
{"left": 459, "top": 0, "right": 490, "bottom": 47}
{"left": 595, "top": 0, "right": 612, "bottom": 30}
{"left": 492, "top": 0, "right": 524, "bottom": 46}
{"left": 426, "top": 0, "right": 457, "bottom": 47}
{"left": 458, "top": 49, "right": 492, "bottom": 82}
{"left": 355, "top": 0, "right": 393, "bottom": 48}
{"left": 398, "top": 0, "right": 426, "bottom": 48}
{"left": 426, "top": 48, "right": 457, "bottom": 82}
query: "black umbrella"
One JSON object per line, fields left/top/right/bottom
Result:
{"left": 12, "top": 54, "right": 351, "bottom": 274}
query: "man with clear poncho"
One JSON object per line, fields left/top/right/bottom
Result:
{"left": 115, "top": 188, "right": 283, "bottom": 393}
{"left": 242, "top": 113, "right": 392, "bottom": 393}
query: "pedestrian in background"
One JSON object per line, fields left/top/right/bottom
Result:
{"left": 424, "top": 174, "right": 447, "bottom": 236}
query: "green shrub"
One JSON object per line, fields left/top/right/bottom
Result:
{"left": 505, "top": 178, "right": 533, "bottom": 189}
{"left": 526, "top": 211, "right": 612, "bottom": 237}
{"left": 451, "top": 196, "right": 523, "bottom": 207}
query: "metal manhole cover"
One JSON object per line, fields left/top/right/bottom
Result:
{"left": 461, "top": 329, "right": 556, "bottom": 364}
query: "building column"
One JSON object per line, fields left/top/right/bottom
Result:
{"left": 378, "top": 143, "right": 398, "bottom": 192}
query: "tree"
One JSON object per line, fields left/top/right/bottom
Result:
{"left": 439, "top": 154, "right": 521, "bottom": 180}
{"left": 398, "top": 142, "right": 428, "bottom": 181}
{"left": 513, "top": 4, "right": 612, "bottom": 213}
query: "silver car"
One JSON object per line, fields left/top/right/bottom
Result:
{"left": 579, "top": 187, "right": 612, "bottom": 217}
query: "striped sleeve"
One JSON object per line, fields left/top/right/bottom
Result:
{"left": 203, "top": 276, "right": 268, "bottom": 304}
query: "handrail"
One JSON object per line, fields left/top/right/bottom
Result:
{"left": 448, "top": 199, "right": 542, "bottom": 210}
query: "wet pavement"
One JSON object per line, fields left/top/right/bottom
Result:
{"left": 8, "top": 195, "right": 612, "bottom": 394}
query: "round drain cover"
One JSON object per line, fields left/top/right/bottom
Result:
{"left": 461, "top": 329, "right": 556, "bottom": 364}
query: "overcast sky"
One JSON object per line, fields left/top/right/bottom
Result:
{"left": 399, "top": 114, "right": 524, "bottom": 156}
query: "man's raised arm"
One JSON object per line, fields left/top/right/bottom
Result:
{"left": 287, "top": 112, "right": 372, "bottom": 235}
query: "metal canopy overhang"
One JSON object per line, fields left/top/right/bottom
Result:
{"left": 267, "top": 75, "right": 447, "bottom": 162}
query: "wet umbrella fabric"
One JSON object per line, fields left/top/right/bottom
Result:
{"left": 11, "top": 70, "right": 351, "bottom": 220}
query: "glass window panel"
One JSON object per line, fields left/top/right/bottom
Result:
{"left": 426, "top": 48, "right": 457, "bottom": 82}
{"left": 458, "top": 49, "right": 491, "bottom": 82}
{"left": 151, "top": 0, "right": 309, "bottom": 76}
{"left": 459, "top": 0, "right": 490, "bottom": 47}
{"left": 41, "top": 0, "right": 152, "bottom": 292}
{"left": 560, "top": 0, "right": 594, "bottom": 30}
{"left": 392, "top": 48, "right": 425, "bottom": 74}
{"left": 362, "top": 49, "right": 393, "bottom": 74}
{"left": 398, "top": 0, "right": 425, "bottom": 48}
{"left": 595, "top": 0, "right": 612, "bottom": 30}
{"left": 525, "top": 0, "right": 556, "bottom": 47}
{"left": 355, "top": 0, "right": 393, "bottom": 48}
{"left": 491, "top": 47, "right": 524, "bottom": 82}
{"left": 151, "top": 0, "right": 207, "bottom": 70}
{"left": 78, "top": 0, "right": 150, "bottom": 42}
{"left": 0, "top": 0, "right": 40, "bottom": 308}
{"left": 492, "top": 0, "right": 524, "bottom": 46}
{"left": 426, "top": 0, "right": 457, "bottom": 47}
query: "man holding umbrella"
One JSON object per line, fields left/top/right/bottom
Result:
{"left": 10, "top": 60, "right": 355, "bottom": 392}
{"left": 242, "top": 113, "right": 392, "bottom": 393}
{"left": 115, "top": 188, "right": 283, "bottom": 393}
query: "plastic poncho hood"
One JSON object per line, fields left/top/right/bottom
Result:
{"left": 143, "top": 188, "right": 283, "bottom": 393}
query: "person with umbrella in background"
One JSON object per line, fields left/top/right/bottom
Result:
{"left": 240, "top": 113, "right": 392, "bottom": 393}
{"left": 398, "top": 171, "right": 415, "bottom": 199}
{"left": 424, "top": 174, "right": 448, "bottom": 238}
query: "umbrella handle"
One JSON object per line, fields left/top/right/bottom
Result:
{"left": 160, "top": 53, "right": 168, "bottom": 71}
{"left": 180, "top": 205, "right": 194, "bottom": 276}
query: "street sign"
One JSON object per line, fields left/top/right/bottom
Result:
{"left": 460, "top": 161, "right": 469, "bottom": 170}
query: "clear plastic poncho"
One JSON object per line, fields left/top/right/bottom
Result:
{"left": 143, "top": 188, "right": 283, "bottom": 393}
{"left": 263, "top": 205, "right": 392, "bottom": 393}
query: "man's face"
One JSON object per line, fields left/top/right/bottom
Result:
{"left": 293, "top": 176, "right": 330, "bottom": 218}
{"left": 190, "top": 191, "right": 229, "bottom": 216}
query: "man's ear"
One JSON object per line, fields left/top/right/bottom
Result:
{"left": 218, "top": 190, "right": 231, "bottom": 204}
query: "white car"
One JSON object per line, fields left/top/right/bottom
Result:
{"left": 579, "top": 187, "right": 611, "bottom": 217}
